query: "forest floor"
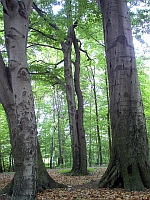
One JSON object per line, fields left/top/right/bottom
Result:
{"left": 0, "top": 167, "right": 150, "bottom": 199}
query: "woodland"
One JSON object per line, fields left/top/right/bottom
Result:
{"left": 0, "top": 0, "right": 150, "bottom": 199}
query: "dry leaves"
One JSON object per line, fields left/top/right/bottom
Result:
{"left": 1, "top": 168, "right": 150, "bottom": 199}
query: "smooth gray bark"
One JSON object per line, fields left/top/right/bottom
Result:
{"left": 0, "top": 53, "right": 65, "bottom": 199}
{"left": 2, "top": 1, "right": 37, "bottom": 198}
{"left": 98, "top": 0, "right": 150, "bottom": 191}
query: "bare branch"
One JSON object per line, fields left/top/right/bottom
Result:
{"left": 30, "top": 71, "right": 66, "bottom": 89}
{"left": 29, "top": 59, "right": 64, "bottom": 68}
{"left": 29, "top": 27, "right": 57, "bottom": 41}
{"left": 32, "top": 2, "right": 59, "bottom": 30}
{"left": 80, "top": 48, "right": 92, "bottom": 61}
{"left": 27, "top": 42, "right": 62, "bottom": 51}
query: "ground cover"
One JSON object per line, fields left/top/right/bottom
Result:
{"left": 0, "top": 168, "right": 150, "bottom": 199}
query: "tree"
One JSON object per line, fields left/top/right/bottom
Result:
{"left": 0, "top": 1, "right": 37, "bottom": 199}
{"left": 0, "top": 1, "right": 64, "bottom": 199}
{"left": 97, "top": 0, "right": 150, "bottom": 191}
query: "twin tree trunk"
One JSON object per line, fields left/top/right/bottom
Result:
{"left": 61, "top": 25, "right": 88, "bottom": 175}
{"left": 98, "top": 0, "right": 150, "bottom": 191}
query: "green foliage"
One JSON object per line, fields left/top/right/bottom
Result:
{"left": 0, "top": 105, "right": 11, "bottom": 172}
{"left": 0, "top": 0, "right": 150, "bottom": 169}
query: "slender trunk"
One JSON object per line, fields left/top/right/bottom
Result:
{"left": 98, "top": 0, "right": 150, "bottom": 191}
{"left": 61, "top": 29, "right": 80, "bottom": 174}
{"left": 92, "top": 66, "right": 102, "bottom": 165}
{"left": 105, "top": 69, "right": 111, "bottom": 157}
{"left": 50, "top": 90, "right": 56, "bottom": 169}
{"left": 57, "top": 90, "right": 63, "bottom": 166}
{"left": 0, "top": 141, "right": 3, "bottom": 173}
{"left": 72, "top": 29, "right": 88, "bottom": 175}
{"left": 88, "top": 88, "right": 93, "bottom": 167}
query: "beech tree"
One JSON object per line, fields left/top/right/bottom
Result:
{"left": 0, "top": 0, "right": 37, "bottom": 199}
{"left": 0, "top": 1, "right": 64, "bottom": 199}
{"left": 97, "top": 0, "right": 150, "bottom": 191}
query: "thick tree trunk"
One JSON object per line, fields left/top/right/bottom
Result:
{"left": 0, "top": 140, "right": 65, "bottom": 196}
{"left": 0, "top": 22, "right": 65, "bottom": 200}
{"left": 0, "top": 63, "right": 65, "bottom": 198}
{"left": 98, "top": 0, "right": 150, "bottom": 191}
{"left": 2, "top": 1, "right": 37, "bottom": 199}
{"left": 36, "top": 141, "right": 65, "bottom": 192}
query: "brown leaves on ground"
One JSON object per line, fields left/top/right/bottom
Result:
{"left": 0, "top": 168, "right": 150, "bottom": 199}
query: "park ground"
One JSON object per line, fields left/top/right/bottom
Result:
{"left": 0, "top": 167, "right": 150, "bottom": 199}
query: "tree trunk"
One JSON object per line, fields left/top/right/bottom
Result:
{"left": 56, "top": 90, "right": 63, "bottom": 166}
{"left": 50, "top": 90, "right": 56, "bottom": 169}
{"left": 0, "top": 141, "right": 3, "bottom": 173}
{"left": 88, "top": 91, "right": 93, "bottom": 167}
{"left": 98, "top": 0, "right": 150, "bottom": 191}
{"left": 0, "top": 66, "right": 65, "bottom": 197}
{"left": 0, "top": 94, "right": 65, "bottom": 195}
{"left": 105, "top": 69, "right": 112, "bottom": 157}
{"left": 2, "top": 1, "right": 38, "bottom": 198}
{"left": 72, "top": 28, "right": 88, "bottom": 175}
{"left": 91, "top": 66, "right": 102, "bottom": 165}
{"left": 61, "top": 27, "right": 80, "bottom": 175}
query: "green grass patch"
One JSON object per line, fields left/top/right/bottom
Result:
{"left": 58, "top": 167, "right": 96, "bottom": 174}
{"left": 58, "top": 168, "right": 71, "bottom": 174}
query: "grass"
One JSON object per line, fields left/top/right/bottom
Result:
{"left": 58, "top": 167, "right": 96, "bottom": 174}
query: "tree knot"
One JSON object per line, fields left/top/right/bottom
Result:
{"left": 18, "top": 1, "right": 27, "bottom": 18}
{"left": 18, "top": 68, "right": 30, "bottom": 81}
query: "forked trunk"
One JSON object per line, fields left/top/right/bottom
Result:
{"left": 61, "top": 28, "right": 80, "bottom": 174}
{"left": 73, "top": 29, "right": 88, "bottom": 175}
{"left": 98, "top": 0, "right": 150, "bottom": 191}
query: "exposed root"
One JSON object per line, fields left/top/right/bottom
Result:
{"left": 99, "top": 163, "right": 123, "bottom": 188}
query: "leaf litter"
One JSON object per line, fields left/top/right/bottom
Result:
{"left": 0, "top": 168, "right": 150, "bottom": 199}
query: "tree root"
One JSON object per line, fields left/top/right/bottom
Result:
{"left": 0, "top": 172, "right": 66, "bottom": 197}
{"left": 99, "top": 163, "right": 123, "bottom": 188}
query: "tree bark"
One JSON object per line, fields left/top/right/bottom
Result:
{"left": 91, "top": 66, "right": 102, "bottom": 165}
{"left": 98, "top": 0, "right": 150, "bottom": 191}
{"left": 2, "top": 1, "right": 37, "bottom": 199}
{"left": 105, "top": 69, "right": 112, "bottom": 156}
{"left": 0, "top": 141, "right": 3, "bottom": 173}
{"left": 72, "top": 29, "right": 88, "bottom": 175}
{"left": 56, "top": 90, "right": 63, "bottom": 166}
{"left": 0, "top": 56, "right": 65, "bottom": 198}
{"left": 61, "top": 27, "right": 80, "bottom": 175}
{"left": 0, "top": 2, "right": 66, "bottom": 197}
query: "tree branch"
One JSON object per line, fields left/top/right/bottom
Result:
{"left": 29, "top": 27, "right": 57, "bottom": 41}
{"left": 23, "top": 0, "right": 33, "bottom": 11}
{"left": 80, "top": 47, "right": 92, "bottom": 61}
{"left": 27, "top": 42, "right": 62, "bottom": 51}
{"left": 0, "top": 51, "right": 13, "bottom": 104}
{"left": 29, "top": 59, "right": 64, "bottom": 68}
{"left": 32, "top": 2, "right": 59, "bottom": 30}
{"left": 30, "top": 71, "right": 66, "bottom": 89}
